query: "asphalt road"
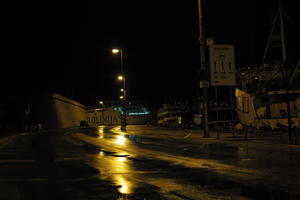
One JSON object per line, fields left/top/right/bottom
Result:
{"left": 0, "top": 126, "right": 299, "bottom": 200}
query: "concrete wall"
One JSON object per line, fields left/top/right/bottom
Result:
{"left": 52, "top": 93, "right": 86, "bottom": 128}
{"left": 0, "top": 93, "right": 86, "bottom": 130}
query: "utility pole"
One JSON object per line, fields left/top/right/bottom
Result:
{"left": 198, "top": 0, "right": 209, "bottom": 137}
{"left": 120, "top": 49, "right": 127, "bottom": 132}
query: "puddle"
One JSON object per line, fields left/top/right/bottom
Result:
{"left": 111, "top": 154, "right": 129, "bottom": 157}
{"left": 102, "top": 150, "right": 117, "bottom": 155}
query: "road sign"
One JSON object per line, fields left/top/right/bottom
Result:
{"left": 209, "top": 44, "right": 236, "bottom": 86}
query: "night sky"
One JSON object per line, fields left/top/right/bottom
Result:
{"left": 1, "top": 0, "right": 299, "bottom": 106}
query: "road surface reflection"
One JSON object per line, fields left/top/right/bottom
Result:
{"left": 94, "top": 127, "right": 133, "bottom": 194}
{"left": 116, "top": 135, "right": 126, "bottom": 145}
{"left": 78, "top": 125, "right": 300, "bottom": 199}
{"left": 97, "top": 126, "right": 105, "bottom": 139}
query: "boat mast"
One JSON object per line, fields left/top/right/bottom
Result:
{"left": 279, "top": 0, "right": 293, "bottom": 144}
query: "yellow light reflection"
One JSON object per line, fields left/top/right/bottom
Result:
{"left": 117, "top": 157, "right": 126, "bottom": 162}
{"left": 110, "top": 127, "right": 126, "bottom": 135}
{"left": 99, "top": 151, "right": 104, "bottom": 158}
{"left": 116, "top": 135, "right": 125, "bottom": 145}
{"left": 98, "top": 126, "right": 104, "bottom": 139}
{"left": 111, "top": 127, "right": 119, "bottom": 133}
{"left": 115, "top": 175, "right": 131, "bottom": 194}
{"left": 108, "top": 149, "right": 132, "bottom": 194}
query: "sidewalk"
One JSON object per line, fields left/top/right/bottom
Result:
{"left": 122, "top": 125, "right": 300, "bottom": 154}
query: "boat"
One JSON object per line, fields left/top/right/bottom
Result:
{"left": 235, "top": 87, "right": 300, "bottom": 130}
{"left": 235, "top": 3, "right": 300, "bottom": 130}
{"left": 112, "top": 104, "right": 150, "bottom": 125}
{"left": 86, "top": 104, "right": 150, "bottom": 126}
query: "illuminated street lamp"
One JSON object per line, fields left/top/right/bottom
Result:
{"left": 118, "top": 75, "right": 124, "bottom": 81}
{"left": 112, "top": 48, "right": 120, "bottom": 54}
{"left": 99, "top": 101, "right": 104, "bottom": 108}
{"left": 120, "top": 88, "right": 124, "bottom": 92}
{"left": 112, "top": 48, "right": 127, "bottom": 131}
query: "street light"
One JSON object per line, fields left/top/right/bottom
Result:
{"left": 112, "top": 48, "right": 120, "bottom": 54}
{"left": 99, "top": 101, "right": 104, "bottom": 108}
{"left": 118, "top": 75, "right": 124, "bottom": 81}
{"left": 112, "top": 48, "right": 127, "bottom": 131}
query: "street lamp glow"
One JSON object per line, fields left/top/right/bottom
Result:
{"left": 111, "top": 47, "right": 126, "bottom": 131}
{"left": 112, "top": 49, "right": 120, "bottom": 54}
{"left": 118, "top": 75, "right": 124, "bottom": 81}
{"left": 99, "top": 101, "right": 104, "bottom": 104}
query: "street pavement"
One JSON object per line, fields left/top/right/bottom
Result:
{"left": 0, "top": 126, "right": 299, "bottom": 200}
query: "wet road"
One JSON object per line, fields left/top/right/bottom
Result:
{"left": 0, "top": 126, "right": 300, "bottom": 200}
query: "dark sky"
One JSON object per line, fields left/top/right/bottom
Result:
{"left": 1, "top": 0, "right": 299, "bottom": 106}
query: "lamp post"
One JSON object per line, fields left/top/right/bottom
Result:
{"left": 112, "top": 48, "right": 127, "bottom": 131}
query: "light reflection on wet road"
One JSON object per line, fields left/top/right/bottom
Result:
{"left": 0, "top": 126, "right": 300, "bottom": 199}
{"left": 71, "top": 125, "right": 300, "bottom": 199}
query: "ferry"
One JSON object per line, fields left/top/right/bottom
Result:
{"left": 86, "top": 104, "right": 150, "bottom": 126}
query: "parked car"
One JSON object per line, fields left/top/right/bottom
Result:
{"left": 80, "top": 120, "right": 89, "bottom": 127}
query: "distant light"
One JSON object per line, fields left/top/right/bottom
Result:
{"left": 112, "top": 49, "right": 120, "bottom": 54}
{"left": 120, "top": 88, "right": 124, "bottom": 92}
{"left": 120, "top": 96, "right": 124, "bottom": 99}
{"left": 118, "top": 75, "right": 124, "bottom": 81}
{"left": 206, "top": 38, "right": 214, "bottom": 46}
{"left": 128, "top": 112, "right": 150, "bottom": 115}
{"left": 99, "top": 101, "right": 104, "bottom": 104}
